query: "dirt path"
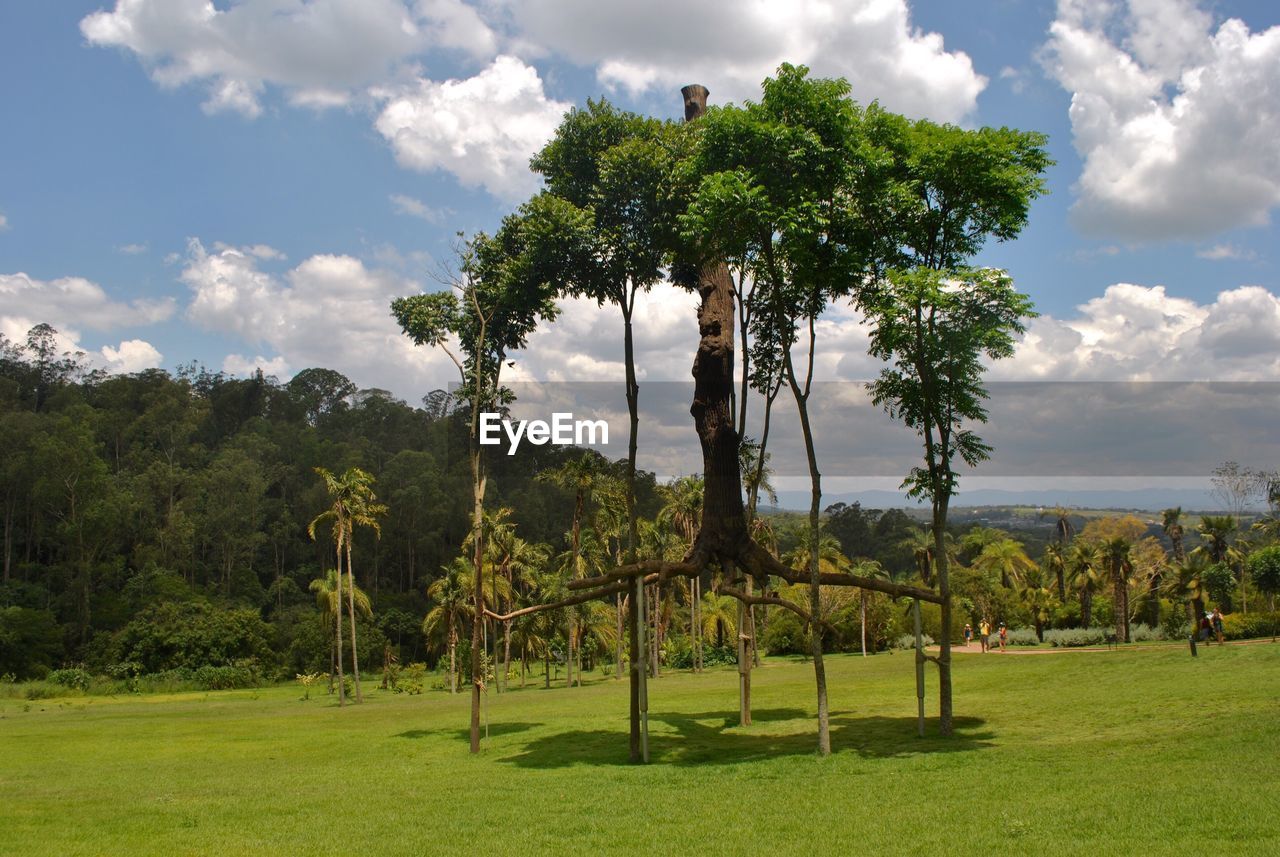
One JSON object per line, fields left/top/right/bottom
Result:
{"left": 929, "top": 637, "right": 1277, "bottom": 656}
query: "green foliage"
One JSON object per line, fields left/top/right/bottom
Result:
{"left": 1201, "top": 562, "right": 1237, "bottom": 607}
{"left": 46, "top": 668, "right": 91, "bottom": 691}
{"left": 1220, "top": 611, "right": 1280, "bottom": 640}
{"left": 1246, "top": 546, "right": 1280, "bottom": 596}
{"left": 106, "top": 601, "right": 273, "bottom": 673}
{"left": 0, "top": 606, "right": 63, "bottom": 679}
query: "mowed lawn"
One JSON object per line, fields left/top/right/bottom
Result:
{"left": 3, "top": 644, "right": 1278, "bottom": 856}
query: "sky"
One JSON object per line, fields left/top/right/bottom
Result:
{"left": 2, "top": 0, "right": 1278, "bottom": 499}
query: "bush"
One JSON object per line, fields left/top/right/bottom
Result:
{"left": 664, "top": 638, "right": 738, "bottom": 669}
{"left": 1004, "top": 628, "right": 1041, "bottom": 646}
{"left": 191, "top": 662, "right": 261, "bottom": 690}
{"left": 891, "top": 633, "right": 934, "bottom": 650}
{"left": 1045, "top": 627, "right": 1107, "bottom": 648}
{"left": 1129, "top": 623, "right": 1165, "bottom": 643}
{"left": 1221, "top": 611, "right": 1280, "bottom": 641}
{"left": 0, "top": 606, "right": 64, "bottom": 679}
{"left": 394, "top": 662, "right": 426, "bottom": 695}
{"left": 760, "top": 611, "right": 807, "bottom": 656}
{"left": 46, "top": 667, "right": 91, "bottom": 691}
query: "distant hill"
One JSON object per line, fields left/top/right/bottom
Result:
{"left": 775, "top": 486, "right": 1238, "bottom": 513}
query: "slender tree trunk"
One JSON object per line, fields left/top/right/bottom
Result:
{"left": 616, "top": 592, "right": 624, "bottom": 679}
{"left": 346, "top": 538, "right": 363, "bottom": 703}
{"left": 737, "top": 586, "right": 751, "bottom": 726}
{"left": 335, "top": 536, "right": 346, "bottom": 706}
{"left": 503, "top": 619, "right": 512, "bottom": 691}
{"left": 784, "top": 351, "right": 830, "bottom": 756}
{"left": 1081, "top": 588, "right": 1093, "bottom": 628}
{"left": 621, "top": 299, "right": 647, "bottom": 759}
{"left": 934, "top": 501, "right": 954, "bottom": 736}
{"left": 469, "top": 452, "right": 485, "bottom": 752}
{"left": 448, "top": 622, "right": 457, "bottom": 694}
{"left": 860, "top": 590, "right": 867, "bottom": 657}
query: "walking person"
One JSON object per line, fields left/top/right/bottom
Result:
{"left": 998, "top": 622, "right": 1008, "bottom": 653}
{"left": 1212, "top": 608, "right": 1225, "bottom": 644}
{"left": 979, "top": 618, "right": 991, "bottom": 653}
{"left": 963, "top": 623, "right": 973, "bottom": 648}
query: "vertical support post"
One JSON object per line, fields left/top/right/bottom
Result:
{"left": 638, "top": 574, "right": 649, "bottom": 762}
{"left": 913, "top": 598, "right": 925, "bottom": 738}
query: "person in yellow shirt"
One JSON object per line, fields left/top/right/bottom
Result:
{"left": 979, "top": 619, "right": 991, "bottom": 652}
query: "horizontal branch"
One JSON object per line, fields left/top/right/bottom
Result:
{"left": 747, "top": 543, "right": 942, "bottom": 605}
{"left": 485, "top": 581, "right": 629, "bottom": 622}
{"left": 566, "top": 557, "right": 703, "bottom": 591}
{"left": 721, "top": 585, "right": 821, "bottom": 629}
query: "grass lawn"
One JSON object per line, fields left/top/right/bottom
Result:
{"left": 3, "top": 644, "right": 1278, "bottom": 856}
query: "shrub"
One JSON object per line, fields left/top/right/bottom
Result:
{"left": 395, "top": 663, "right": 426, "bottom": 695}
{"left": 664, "top": 638, "right": 738, "bottom": 669}
{"left": 191, "top": 663, "right": 260, "bottom": 690}
{"left": 1221, "top": 611, "right": 1280, "bottom": 641}
{"left": 1129, "top": 623, "right": 1165, "bottom": 642}
{"left": 46, "top": 667, "right": 91, "bottom": 691}
{"left": 1045, "top": 627, "right": 1107, "bottom": 648}
{"left": 1004, "top": 628, "right": 1041, "bottom": 646}
{"left": 892, "top": 633, "right": 934, "bottom": 650}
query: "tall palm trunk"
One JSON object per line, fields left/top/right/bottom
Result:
{"left": 345, "top": 537, "right": 363, "bottom": 703}
{"left": 335, "top": 537, "right": 346, "bottom": 706}
{"left": 448, "top": 618, "right": 457, "bottom": 694}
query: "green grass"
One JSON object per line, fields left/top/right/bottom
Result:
{"left": 3, "top": 645, "right": 1279, "bottom": 856}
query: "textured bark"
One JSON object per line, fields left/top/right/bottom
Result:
{"left": 934, "top": 502, "right": 953, "bottom": 736}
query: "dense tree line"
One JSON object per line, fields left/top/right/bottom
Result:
{"left": 0, "top": 325, "right": 667, "bottom": 679}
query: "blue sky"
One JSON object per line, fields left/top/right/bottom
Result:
{"left": 1, "top": 0, "right": 1278, "bottom": 406}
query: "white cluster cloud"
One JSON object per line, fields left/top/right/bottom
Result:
{"left": 80, "top": 0, "right": 494, "bottom": 117}
{"left": 1042, "top": 0, "right": 1280, "bottom": 239}
{"left": 82, "top": 1, "right": 985, "bottom": 198}
{"left": 991, "top": 282, "right": 1280, "bottom": 381}
{"left": 373, "top": 56, "right": 568, "bottom": 200}
{"left": 180, "top": 238, "right": 456, "bottom": 391}
{"left": 0, "top": 271, "right": 169, "bottom": 373}
{"left": 507, "top": 0, "right": 986, "bottom": 122}
{"left": 0, "top": 271, "right": 175, "bottom": 331}
{"left": 101, "top": 339, "right": 165, "bottom": 373}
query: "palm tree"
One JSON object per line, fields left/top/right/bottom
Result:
{"left": 850, "top": 559, "right": 889, "bottom": 656}
{"left": 659, "top": 475, "right": 704, "bottom": 669}
{"left": 309, "top": 467, "right": 386, "bottom": 704}
{"left": 1163, "top": 553, "right": 1211, "bottom": 634}
{"left": 1193, "top": 515, "right": 1244, "bottom": 611}
{"left": 699, "top": 591, "right": 738, "bottom": 648}
{"left": 974, "top": 538, "right": 1038, "bottom": 588}
{"left": 309, "top": 569, "right": 371, "bottom": 698}
{"left": 1016, "top": 566, "right": 1059, "bottom": 642}
{"left": 538, "top": 453, "right": 609, "bottom": 686}
{"left": 1102, "top": 537, "right": 1134, "bottom": 642}
{"left": 425, "top": 558, "right": 473, "bottom": 694}
{"left": 1042, "top": 542, "right": 1068, "bottom": 602}
{"left": 1162, "top": 507, "right": 1186, "bottom": 562}
{"left": 1066, "top": 542, "right": 1105, "bottom": 628}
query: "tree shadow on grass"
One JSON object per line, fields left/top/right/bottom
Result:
{"left": 394, "top": 721, "right": 541, "bottom": 741}
{"left": 498, "top": 711, "right": 993, "bottom": 768}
